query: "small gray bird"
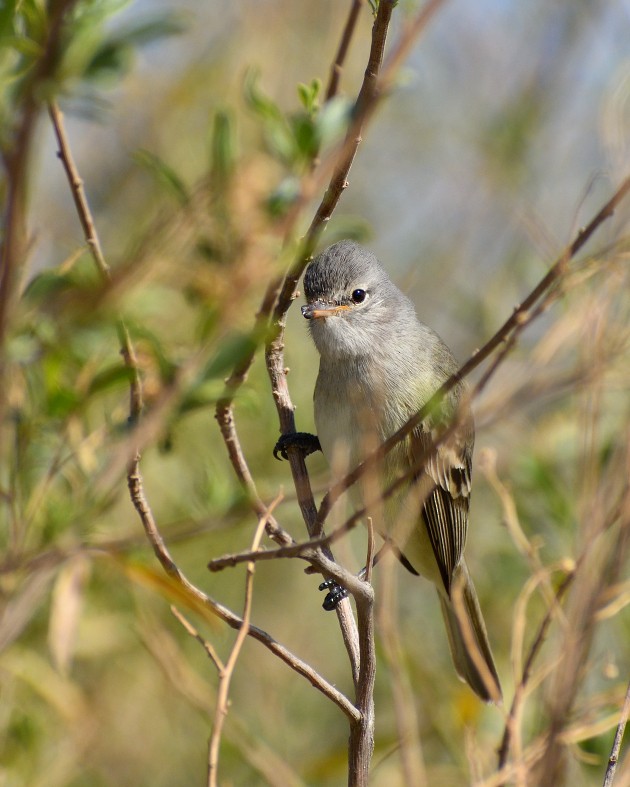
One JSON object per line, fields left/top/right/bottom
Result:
{"left": 298, "top": 239, "right": 501, "bottom": 703}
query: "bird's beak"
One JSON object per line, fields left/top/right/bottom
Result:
{"left": 301, "top": 302, "right": 350, "bottom": 320}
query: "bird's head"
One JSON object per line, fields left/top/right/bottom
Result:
{"left": 302, "top": 240, "right": 411, "bottom": 359}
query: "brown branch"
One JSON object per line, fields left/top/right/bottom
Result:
{"left": 263, "top": 1, "right": 402, "bottom": 719}
{"left": 314, "top": 174, "right": 630, "bottom": 530}
{"left": 325, "top": 0, "right": 364, "bottom": 102}
{"left": 48, "top": 102, "right": 143, "bottom": 424}
{"left": 207, "top": 506, "right": 270, "bottom": 787}
{"left": 49, "top": 96, "right": 359, "bottom": 727}
{"left": 603, "top": 679, "right": 630, "bottom": 787}
{"left": 0, "top": 0, "right": 79, "bottom": 453}
{"left": 126, "top": 466, "right": 359, "bottom": 722}
{"left": 496, "top": 571, "right": 575, "bottom": 776}
{"left": 170, "top": 605, "right": 224, "bottom": 674}
{"left": 48, "top": 103, "right": 111, "bottom": 280}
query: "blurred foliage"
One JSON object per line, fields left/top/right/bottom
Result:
{"left": 1, "top": 1, "right": 629, "bottom": 786}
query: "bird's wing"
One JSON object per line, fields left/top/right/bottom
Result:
{"left": 408, "top": 416, "right": 473, "bottom": 595}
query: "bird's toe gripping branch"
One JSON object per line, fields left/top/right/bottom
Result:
{"left": 319, "top": 578, "right": 350, "bottom": 611}
{"left": 273, "top": 432, "right": 322, "bottom": 461}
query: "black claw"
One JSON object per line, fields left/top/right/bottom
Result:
{"left": 273, "top": 432, "right": 322, "bottom": 461}
{"left": 319, "top": 579, "right": 349, "bottom": 611}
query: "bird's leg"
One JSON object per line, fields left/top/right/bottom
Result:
{"left": 319, "top": 539, "right": 419, "bottom": 610}
{"left": 273, "top": 432, "right": 322, "bottom": 461}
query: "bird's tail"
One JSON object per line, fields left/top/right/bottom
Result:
{"left": 437, "top": 562, "right": 502, "bottom": 704}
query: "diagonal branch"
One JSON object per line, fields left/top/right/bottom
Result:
{"left": 314, "top": 174, "right": 630, "bottom": 529}
{"left": 603, "top": 678, "right": 630, "bottom": 787}
{"left": 325, "top": 0, "right": 364, "bottom": 102}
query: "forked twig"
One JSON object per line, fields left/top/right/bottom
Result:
{"left": 207, "top": 504, "right": 272, "bottom": 787}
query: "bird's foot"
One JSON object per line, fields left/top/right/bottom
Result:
{"left": 273, "top": 432, "right": 322, "bottom": 461}
{"left": 319, "top": 578, "right": 350, "bottom": 611}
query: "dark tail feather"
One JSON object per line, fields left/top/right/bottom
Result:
{"left": 438, "top": 562, "right": 502, "bottom": 704}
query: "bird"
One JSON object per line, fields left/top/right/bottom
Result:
{"left": 286, "top": 239, "right": 501, "bottom": 703}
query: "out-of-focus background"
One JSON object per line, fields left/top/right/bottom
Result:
{"left": 1, "top": 1, "right": 629, "bottom": 784}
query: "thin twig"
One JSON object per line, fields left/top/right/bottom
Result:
{"left": 48, "top": 103, "right": 110, "bottom": 279}
{"left": 496, "top": 572, "right": 574, "bottom": 775}
{"left": 48, "top": 102, "right": 143, "bottom": 424}
{"left": 208, "top": 505, "right": 271, "bottom": 787}
{"left": 364, "top": 517, "right": 375, "bottom": 585}
{"left": 376, "top": 549, "right": 427, "bottom": 786}
{"left": 603, "top": 679, "right": 630, "bottom": 787}
{"left": 171, "top": 605, "right": 224, "bottom": 674}
{"left": 325, "top": 0, "right": 364, "bottom": 101}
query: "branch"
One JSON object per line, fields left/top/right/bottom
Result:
{"left": 263, "top": 3, "right": 403, "bottom": 710}
{"left": 603, "top": 679, "right": 630, "bottom": 787}
{"left": 325, "top": 0, "right": 364, "bottom": 102}
{"left": 171, "top": 605, "right": 224, "bottom": 674}
{"left": 48, "top": 102, "right": 143, "bottom": 424}
{"left": 0, "top": 0, "right": 79, "bottom": 439}
{"left": 314, "top": 174, "right": 630, "bottom": 530}
{"left": 208, "top": 506, "right": 270, "bottom": 787}
{"left": 216, "top": 0, "right": 449, "bottom": 425}
{"left": 496, "top": 572, "right": 575, "bottom": 776}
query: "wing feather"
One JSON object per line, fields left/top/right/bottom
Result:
{"left": 409, "top": 416, "right": 473, "bottom": 595}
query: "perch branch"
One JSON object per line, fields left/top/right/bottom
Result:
{"left": 264, "top": 3, "right": 403, "bottom": 709}
{"left": 50, "top": 96, "right": 359, "bottom": 726}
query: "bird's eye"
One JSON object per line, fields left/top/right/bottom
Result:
{"left": 351, "top": 289, "right": 367, "bottom": 304}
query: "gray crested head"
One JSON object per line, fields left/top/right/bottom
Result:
{"left": 302, "top": 240, "right": 417, "bottom": 360}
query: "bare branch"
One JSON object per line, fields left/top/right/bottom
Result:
{"left": 263, "top": 1, "right": 402, "bottom": 712}
{"left": 603, "top": 679, "right": 630, "bottom": 787}
{"left": 314, "top": 174, "right": 630, "bottom": 530}
{"left": 47, "top": 103, "right": 111, "bottom": 280}
{"left": 171, "top": 605, "right": 224, "bottom": 674}
{"left": 325, "top": 0, "right": 364, "bottom": 102}
{"left": 499, "top": 573, "right": 575, "bottom": 771}
{"left": 208, "top": 506, "right": 270, "bottom": 787}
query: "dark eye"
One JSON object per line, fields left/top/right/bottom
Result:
{"left": 351, "top": 289, "right": 367, "bottom": 304}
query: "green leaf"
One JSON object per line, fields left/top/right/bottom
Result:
{"left": 297, "top": 78, "right": 321, "bottom": 115}
{"left": 46, "top": 387, "right": 82, "bottom": 419}
{"left": 243, "top": 68, "right": 297, "bottom": 165}
{"left": 290, "top": 112, "right": 318, "bottom": 161}
{"left": 23, "top": 270, "right": 76, "bottom": 302}
{"left": 125, "top": 323, "right": 176, "bottom": 383}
